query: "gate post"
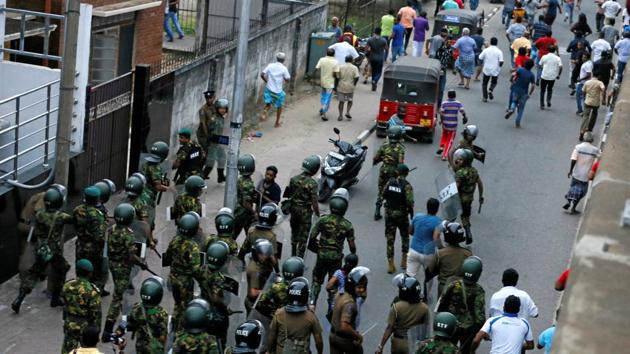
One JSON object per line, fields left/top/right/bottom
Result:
{"left": 130, "top": 64, "right": 151, "bottom": 174}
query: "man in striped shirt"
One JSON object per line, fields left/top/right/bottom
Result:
{"left": 437, "top": 90, "right": 468, "bottom": 161}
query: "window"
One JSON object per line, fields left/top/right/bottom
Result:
{"left": 90, "top": 27, "right": 120, "bottom": 84}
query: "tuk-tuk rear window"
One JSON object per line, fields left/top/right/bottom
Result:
{"left": 382, "top": 80, "right": 436, "bottom": 103}
{"left": 446, "top": 25, "right": 461, "bottom": 36}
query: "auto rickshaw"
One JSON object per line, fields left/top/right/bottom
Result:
{"left": 433, "top": 9, "right": 484, "bottom": 60}
{"left": 376, "top": 57, "right": 441, "bottom": 143}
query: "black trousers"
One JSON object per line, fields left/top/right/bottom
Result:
{"left": 482, "top": 74, "right": 498, "bottom": 99}
{"left": 540, "top": 78, "right": 556, "bottom": 106}
{"left": 404, "top": 28, "right": 413, "bottom": 51}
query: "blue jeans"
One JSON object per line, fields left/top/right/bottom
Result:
{"left": 438, "top": 73, "right": 447, "bottom": 108}
{"left": 370, "top": 59, "right": 384, "bottom": 84}
{"left": 164, "top": 11, "right": 184, "bottom": 40}
{"left": 510, "top": 90, "right": 529, "bottom": 125}
{"left": 530, "top": 46, "right": 538, "bottom": 62}
{"left": 503, "top": 8, "right": 513, "bottom": 29}
{"left": 392, "top": 46, "right": 404, "bottom": 62}
{"left": 576, "top": 82, "right": 584, "bottom": 112}
{"left": 618, "top": 60, "right": 627, "bottom": 83}
{"left": 563, "top": 3, "right": 574, "bottom": 23}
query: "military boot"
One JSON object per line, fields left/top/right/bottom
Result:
{"left": 464, "top": 225, "right": 473, "bottom": 245}
{"left": 400, "top": 253, "right": 408, "bottom": 270}
{"left": 11, "top": 290, "right": 27, "bottom": 314}
{"left": 50, "top": 292, "right": 65, "bottom": 307}
{"left": 374, "top": 203, "right": 383, "bottom": 221}
{"left": 202, "top": 166, "right": 213, "bottom": 180}
{"left": 101, "top": 319, "right": 116, "bottom": 343}
{"left": 387, "top": 258, "right": 396, "bottom": 274}
{"left": 217, "top": 168, "right": 226, "bottom": 183}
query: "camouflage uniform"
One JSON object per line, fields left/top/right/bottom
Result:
{"left": 142, "top": 161, "right": 164, "bottom": 206}
{"left": 60, "top": 276, "right": 102, "bottom": 354}
{"left": 206, "top": 233, "right": 238, "bottom": 256}
{"left": 310, "top": 214, "right": 355, "bottom": 305}
{"left": 122, "top": 195, "right": 149, "bottom": 222}
{"left": 199, "top": 268, "right": 230, "bottom": 344}
{"left": 165, "top": 234, "right": 202, "bottom": 329}
{"left": 234, "top": 176, "right": 257, "bottom": 237}
{"left": 373, "top": 142, "right": 405, "bottom": 204}
{"left": 105, "top": 224, "right": 137, "bottom": 323}
{"left": 239, "top": 226, "right": 278, "bottom": 258}
{"left": 73, "top": 204, "right": 107, "bottom": 290}
{"left": 287, "top": 173, "right": 318, "bottom": 257}
{"left": 128, "top": 302, "right": 169, "bottom": 354}
{"left": 256, "top": 278, "right": 289, "bottom": 318}
{"left": 455, "top": 166, "right": 479, "bottom": 228}
{"left": 383, "top": 176, "right": 414, "bottom": 259}
{"left": 173, "top": 194, "right": 202, "bottom": 221}
{"left": 175, "top": 141, "right": 205, "bottom": 185}
{"left": 172, "top": 331, "right": 220, "bottom": 354}
{"left": 20, "top": 210, "right": 73, "bottom": 294}
{"left": 437, "top": 279, "right": 485, "bottom": 353}
{"left": 416, "top": 337, "right": 459, "bottom": 353}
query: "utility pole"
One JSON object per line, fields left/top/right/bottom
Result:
{"left": 54, "top": 0, "right": 80, "bottom": 186}
{"left": 224, "top": 0, "right": 251, "bottom": 210}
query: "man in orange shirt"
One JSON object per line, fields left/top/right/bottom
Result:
{"left": 398, "top": 1, "right": 417, "bottom": 52}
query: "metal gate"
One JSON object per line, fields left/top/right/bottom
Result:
{"left": 85, "top": 71, "right": 133, "bottom": 188}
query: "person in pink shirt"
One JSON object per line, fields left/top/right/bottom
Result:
{"left": 398, "top": 1, "right": 417, "bottom": 52}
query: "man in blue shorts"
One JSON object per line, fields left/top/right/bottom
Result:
{"left": 261, "top": 52, "right": 291, "bottom": 127}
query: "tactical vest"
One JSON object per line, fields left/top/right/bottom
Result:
{"left": 384, "top": 178, "right": 406, "bottom": 209}
{"left": 180, "top": 143, "right": 203, "bottom": 173}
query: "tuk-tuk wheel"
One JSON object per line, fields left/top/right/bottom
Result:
{"left": 376, "top": 127, "right": 387, "bottom": 138}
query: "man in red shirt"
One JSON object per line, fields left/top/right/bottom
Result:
{"left": 533, "top": 30, "right": 558, "bottom": 84}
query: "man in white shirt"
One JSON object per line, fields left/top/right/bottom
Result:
{"left": 564, "top": 132, "right": 600, "bottom": 213}
{"left": 576, "top": 51, "right": 593, "bottom": 115}
{"left": 472, "top": 295, "right": 535, "bottom": 354}
{"left": 591, "top": 32, "right": 613, "bottom": 62}
{"left": 328, "top": 38, "right": 359, "bottom": 65}
{"left": 260, "top": 52, "right": 291, "bottom": 127}
{"left": 601, "top": 0, "right": 622, "bottom": 20}
{"left": 479, "top": 37, "right": 504, "bottom": 102}
{"left": 489, "top": 269, "right": 539, "bottom": 319}
{"left": 538, "top": 45, "right": 562, "bottom": 109}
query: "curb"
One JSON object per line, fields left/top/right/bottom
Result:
{"left": 353, "top": 123, "right": 377, "bottom": 145}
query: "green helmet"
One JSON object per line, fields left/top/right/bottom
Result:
{"left": 329, "top": 188, "right": 349, "bottom": 216}
{"left": 184, "top": 305, "right": 208, "bottom": 334}
{"left": 83, "top": 186, "right": 101, "bottom": 205}
{"left": 461, "top": 256, "right": 483, "bottom": 283}
{"left": 146, "top": 141, "right": 169, "bottom": 163}
{"left": 124, "top": 176, "right": 145, "bottom": 197}
{"left": 214, "top": 98, "right": 229, "bottom": 111}
{"left": 184, "top": 175, "right": 206, "bottom": 197}
{"left": 140, "top": 277, "right": 164, "bottom": 307}
{"left": 397, "top": 163, "right": 410, "bottom": 176}
{"left": 206, "top": 241, "right": 229, "bottom": 270}
{"left": 453, "top": 148, "right": 474, "bottom": 167}
{"left": 434, "top": 312, "right": 458, "bottom": 338}
{"left": 387, "top": 126, "right": 404, "bottom": 142}
{"left": 215, "top": 207, "right": 235, "bottom": 235}
{"left": 114, "top": 203, "right": 135, "bottom": 226}
{"left": 132, "top": 172, "right": 147, "bottom": 186}
{"left": 178, "top": 212, "right": 200, "bottom": 236}
{"left": 237, "top": 154, "right": 256, "bottom": 176}
{"left": 282, "top": 257, "right": 305, "bottom": 281}
{"left": 44, "top": 187, "right": 64, "bottom": 209}
{"left": 76, "top": 259, "right": 94, "bottom": 273}
{"left": 301, "top": 155, "right": 321, "bottom": 175}
{"left": 94, "top": 179, "right": 116, "bottom": 204}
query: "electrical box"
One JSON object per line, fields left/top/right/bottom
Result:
{"left": 306, "top": 32, "right": 338, "bottom": 78}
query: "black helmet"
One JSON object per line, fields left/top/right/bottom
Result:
{"left": 184, "top": 175, "right": 206, "bottom": 197}
{"left": 214, "top": 98, "right": 229, "bottom": 111}
{"left": 124, "top": 176, "right": 144, "bottom": 197}
{"left": 393, "top": 273, "right": 422, "bottom": 303}
{"left": 114, "top": 203, "right": 135, "bottom": 226}
{"left": 345, "top": 266, "right": 369, "bottom": 296}
{"left": 453, "top": 148, "right": 474, "bottom": 166}
{"left": 462, "top": 125, "right": 479, "bottom": 141}
{"left": 177, "top": 212, "right": 200, "bottom": 236}
{"left": 94, "top": 179, "right": 116, "bottom": 203}
{"left": 461, "top": 256, "right": 483, "bottom": 283}
{"left": 442, "top": 221, "right": 465, "bottom": 245}
{"left": 215, "top": 207, "right": 235, "bottom": 235}
{"left": 237, "top": 154, "right": 256, "bottom": 176}
{"left": 286, "top": 279, "right": 309, "bottom": 313}
{"left": 206, "top": 241, "right": 229, "bottom": 271}
{"left": 140, "top": 277, "right": 164, "bottom": 307}
{"left": 233, "top": 320, "right": 263, "bottom": 353}
{"left": 44, "top": 187, "right": 64, "bottom": 209}
{"left": 184, "top": 305, "right": 208, "bottom": 334}
{"left": 434, "top": 312, "right": 458, "bottom": 338}
{"left": 301, "top": 155, "right": 321, "bottom": 176}
{"left": 146, "top": 141, "right": 169, "bottom": 163}
{"left": 257, "top": 203, "right": 278, "bottom": 229}
{"left": 282, "top": 257, "right": 305, "bottom": 281}
{"left": 83, "top": 186, "right": 101, "bottom": 205}
{"left": 387, "top": 126, "right": 403, "bottom": 142}
{"left": 329, "top": 188, "right": 349, "bottom": 216}
{"left": 253, "top": 239, "right": 274, "bottom": 262}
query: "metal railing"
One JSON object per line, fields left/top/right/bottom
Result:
{"left": 0, "top": 79, "right": 60, "bottom": 181}
{"left": 0, "top": 7, "right": 64, "bottom": 61}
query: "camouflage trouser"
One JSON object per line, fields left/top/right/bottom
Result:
{"left": 385, "top": 211, "right": 410, "bottom": 259}
{"left": 76, "top": 246, "right": 107, "bottom": 291}
{"left": 454, "top": 325, "right": 479, "bottom": 354}
{"left": 170, "top": 274, "right": 195, "bottom": 331}
{"left": 135, "top": 338, "right": 165, "bottom": 354}
{"left": 460, "top": 195, "right": 473, "bottom": 227}
{"left": 310, "top": 255, "right": 342, "bottom": 306}
{"left": 106, "top": 262, "right": 132, "bottom": 322}
{"left": 62, "top": 320, "right": 89, "bottom": 354}
{"left": 20, "top": 254, "right": 69, "bottom": 294}
{"left": 377, "top": 166, "right": 398, "bottom": 204}
{"left": 234, "top": 209, "right": 255, "bottom": 239}
{"left": 289, "top": 207, "right": 313, "bottom": 258}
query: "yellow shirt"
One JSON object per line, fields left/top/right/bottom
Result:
{"left": 511, "top": 37, "right": 531, "bottom": 55}
{"left": 316, "top": 56, "right": 339, "bottom": 89}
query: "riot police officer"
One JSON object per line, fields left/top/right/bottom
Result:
{"left": 235, "top": 153, "right": 258, "bottom": 238}
{"left": 207, "top": 207, "right": 238, "bottom": 255}
{"left": 172, "top": 175, "right": 205, "bottom": 221}
{"left": 373, "top": 125, "right": 405, "bottom": 220}
{"left": 309, "top": 188, "right": 357, "bottom": 307}
{"left": 285, "top": 155, "right": 321, "bottom": 257}
{"left": 437, "top": 256, "right": 486, "bottom": 354}
{"left": 199, "top": 241, "right": 232, "bottom": 347}
{"left": 225, "top": 320, "right": 264, "bottom": 354}
{"left": 434, "top": 221, "right": 472, "bottom": 296}
{"left": 448, "top": 125, "right": 484, "bottom": 166}
{"left": 382, "top": 163, "right": 414, "bottom": 273}
{"left": 199, "top": 98, "right": 229, "bottom": 183}
{"left": 267, "top": 279, "right": 324, "bottom": 354}
{"left": 256, "top": 256, "right": 305, "bottom": 319}
{"left": 173, "top": 127, "right": 205, "bottom": 187}
{"left": 126, "top": 277, "right": 169, "bottom": 354}
{"left": 330, "top": 266, "right": 369, "bottom": 354}
{"left": 142, "top": 141, "right": 170, "bottom": 206}
{"left": 172, "top": 305, "right": 219, "bottom": 353}
{"left": 94, "top": 179, "right": 116, "bottom": 215}
{"left": 453, "top": 148, "right": 484, "bottom": 244}
{"left": 245, "top": 239, "right": 275, "bottom": 315}
{"left": 238, "top": 203, "right": 280, "bottom": 270}
{"left": 122, "top": 176, "right": 151, "bottom": 232}
{"left": 416, "top": 312, "right": 460, "bottom": 353}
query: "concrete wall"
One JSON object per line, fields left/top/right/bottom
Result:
{"left": 553, "top": 70, "right": 630, "bottom": 353}
{"left": 169, "top": 2, "right": 327, "bottom": 148}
